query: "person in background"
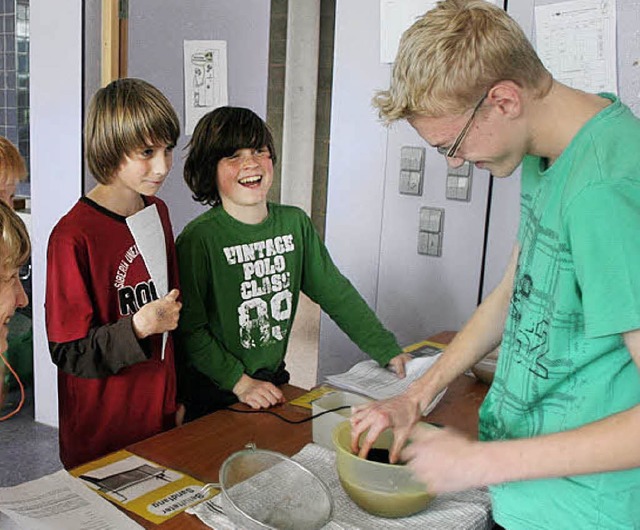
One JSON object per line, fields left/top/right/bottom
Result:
{"left": 0, "top": 201, "right": 29, "bottom": 411}
{"left": 0, "top": 137, "right": 27, "bottom": 207}
{"left": 46, "top": 78, "right": 183, "bottom": 469}
{"left": 350, "top": 1, "right": 640, "bottom": 528}
{"left": 175, "top": 106, "right": 411, "bottom": 421}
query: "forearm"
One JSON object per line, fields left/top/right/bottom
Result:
{"left": 479, "top": 405, "right": 640, "bottom": 485}
{"left": 408, "top": 246, "right": 518, "bottom": 411}
{"left": 49, "top": 316, "right": 148, "bottom": 378}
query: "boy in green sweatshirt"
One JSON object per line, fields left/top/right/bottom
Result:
{"left": 176, "top": 106, "right": 410, "bottom": 420}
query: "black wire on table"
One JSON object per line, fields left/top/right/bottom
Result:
{"left": 224, "top": 404, "right": 352, "bottom": 424}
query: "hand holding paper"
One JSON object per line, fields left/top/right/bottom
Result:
{"left": 132, "top": 289, "right": 181, "bottom": 339}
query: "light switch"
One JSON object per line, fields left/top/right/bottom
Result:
{"left": 399, "top": 170, "right": 423, "bottom": 195}
{"left": 446, "top": 161, "right": 472, "bottom": 201}
{"left": 419, "top": 207, "right": 443, "bottom": 233}
{"left": 400, "top": 146, "right": 424, "bottom": 172}
{"left": 417, "top": 231, "right": 442, "bottom": 257}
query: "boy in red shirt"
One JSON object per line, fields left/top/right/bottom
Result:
{"left": 46, "top": 78, "right": 182, "bottom": 468}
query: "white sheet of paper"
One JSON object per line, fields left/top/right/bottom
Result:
{"left": 535, "top": 0, "right": 617, "bottom": 94}
{"left": 183, "top": 40, "right": 228, "bottom": 135}
{"left": 0, "top": 470, "right": 143, "bottom": 530}
{"left": 126, "top": 205, "right": 169, "bottom": 359}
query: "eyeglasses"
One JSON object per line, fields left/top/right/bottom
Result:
{"left": 437, "top": 93, "right": 487, "bottom": 159}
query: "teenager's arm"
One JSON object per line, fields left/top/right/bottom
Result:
{"left": 49, "top": 316, "right": 148, "bottom": 378}
{"left": 351, "top": 244, "right": 519, "bottom": 461}
{"left": 403, "top": 327, "right": 640, "bottom": 493}
{"left": 298, "top": 213, "right": 402, "bottom": 366}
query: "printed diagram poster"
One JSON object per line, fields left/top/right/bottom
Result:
{"left": 535, "top": 0, "right": 617, "bottom": 94}
{"left": 70, "top": 450, "right": 215, "bottom": 524}
{"left": 183, "top": 40, "right": 228, "bottom": 135}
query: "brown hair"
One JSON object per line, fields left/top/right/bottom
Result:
{"left": 184, "top": 106, "right": 276, "bottom": 206}
{"left": 374, "top": 0, "right": 550, "bottom": 121}
{"left": 85, "top": 78, "right": 180, "bottom": 184}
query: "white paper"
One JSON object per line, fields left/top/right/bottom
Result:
{"left": 126, "top": 204, "right": 169, "bottom": 359}
{"left": 535, "top": 0, "right": 617, "bottom": 94}
{"left": 183, "top": 40, "right": 229, "bottom": 135}
{"left": 0, "top": 470, "right": 143, "bottom": 530}
{"left": 325, "top": 350, "right": 445, "bottom": 414}
{"left": 380, "top": 0, "right": 502, "bottom": 63}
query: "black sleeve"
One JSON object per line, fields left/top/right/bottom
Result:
{"left": 49, "top": 315, "right": 150, "bottom": 379}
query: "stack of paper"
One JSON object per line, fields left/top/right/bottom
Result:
{"left": 325, "top": 346, "right": 445, "bottom": 414}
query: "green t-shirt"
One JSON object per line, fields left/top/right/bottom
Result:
{"left": 176, "top": 203, "right": 401, "bottom": 390}
{"left": 479, "top": 95, "right": 640, "bottom": 529}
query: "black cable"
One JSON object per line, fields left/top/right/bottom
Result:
{"left": 224, "top": 404, "right": 445, "bottom": 429}
{"left": 224, "top": 404, "right": 352, "bottom": 424}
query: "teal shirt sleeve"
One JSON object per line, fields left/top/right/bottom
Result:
{"left": 565, "top": 180, "right": 640, "bottom": 338}
{"left": 297, "top": 213, "right": 402, "bottom": 366}
{"left": 175, "top": 229, "right": 244, "bottom": 391}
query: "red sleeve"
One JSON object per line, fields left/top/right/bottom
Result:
{"left": 45, "top": 224, "right": 94, "bottom": 342}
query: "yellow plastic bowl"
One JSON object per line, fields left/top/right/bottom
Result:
{"left": 332, "top": 420, "right": 435, "bottom": 518}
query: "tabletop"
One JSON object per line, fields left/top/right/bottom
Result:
{"left": 125, "top": 331, "right": 489, "bottom": 529}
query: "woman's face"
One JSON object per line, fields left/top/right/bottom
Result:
{"left": 0, "top": 264, "right": 28, "bottom": 353}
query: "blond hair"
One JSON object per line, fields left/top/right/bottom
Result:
{"left": 0, "top": 137, "right": 26, "bottom": 185}
{"left": 374, "top": 0, "right": 550, "bottom": 121}
{"left": 85, "top": 78, "right": 180, "bottom": 184}
{"left": 0, "top": 200, "right": 30, "bottom": 272}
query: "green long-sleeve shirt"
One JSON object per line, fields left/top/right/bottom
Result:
{"left": 176, "top": 203, "right": 401, "bottom": 390}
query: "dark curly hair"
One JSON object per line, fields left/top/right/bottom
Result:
{"left": 184, "top": 106, "right": 277, "bottom": 206}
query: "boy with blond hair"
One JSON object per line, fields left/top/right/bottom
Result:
{"left": 351, "top": 1, "right": 640, "bottom": 528}
{"left": 46, "top": 78, "right": 182, "bottom": 468}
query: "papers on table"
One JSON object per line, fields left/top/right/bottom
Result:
{"left": 325, "top": 345, "right": 445, "bottom": 415}
{"left": 0, "top": 470, "right": 143, "bottom": 530}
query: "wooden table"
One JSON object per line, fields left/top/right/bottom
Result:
{"left": 126, "top": 331, "right": 489, "bottom": 528}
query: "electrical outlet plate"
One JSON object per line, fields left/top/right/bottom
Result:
{"left": 417, "top": 231, "right": 442, "bottom": 257}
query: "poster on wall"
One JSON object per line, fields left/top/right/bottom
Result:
{"left": 535, "top": 0, "right": 617, "bottom": 94}
{"left": 183, "top": 40, "right": 229, "bottom": 135}
{"left": 380, "top": 0, "right": 502, "bottom": 63}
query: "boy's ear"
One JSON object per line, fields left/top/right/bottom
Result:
{"left": 487, "top": 81, "right": 523, "bottom": 119}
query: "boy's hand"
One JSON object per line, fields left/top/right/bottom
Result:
{"left": 387, "top": 352, "right": 413, "bottom": 378}
{"left": 233, "top": 374, "right": 285, "bottom": 410}
{"left": 132, "top": 289, "right": 182, "bottom": 339}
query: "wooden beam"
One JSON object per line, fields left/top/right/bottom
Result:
{"left": 101, "top": 0, "right": 120, "bottom": 86}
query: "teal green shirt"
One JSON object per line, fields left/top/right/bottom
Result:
{"left": 480, "top": 95, "right": 640, "bottom": 529}
{"left": 176, "top": 203, "right": 401, "bottom": 390}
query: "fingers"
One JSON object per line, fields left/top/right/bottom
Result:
{"left": 237, "top": 379, "right": 283, "bottom": 410}
{"left": 165, "top": 288, "right": 180, "bottom": 302}
{"left": 388, "top": 353, "right": 412, "bottom": 379}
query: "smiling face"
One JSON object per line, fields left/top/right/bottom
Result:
{"left": 111, "top": 143, "right": 175, "bottom": 198}
{"left": 216, "top": 146, "right": 273, "bottom": 222}
{"left": 0, "top": 265, "right": 28, "bottom": 354}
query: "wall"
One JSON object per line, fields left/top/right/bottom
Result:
{"left": 31, "top": 0, "right": 83, "bottom": 426}
{"left": 318, "top": 0, "right": 499, "bottom": 378}
{"left": 127, "top": 0, "right": 271, "bottom": 237}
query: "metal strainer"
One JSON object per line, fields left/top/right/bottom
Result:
{"left": 213, "top": 445, "right": 333, "bottom": 530}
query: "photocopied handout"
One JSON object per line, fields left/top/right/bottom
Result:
{"left": 183, "top": 40, "right": 228, "bottom": 135}
{"left": 535, "top": 0, "right": 617, "bottom": 94}
{"left": 0, "top": 469, "right": 143, "bottom": 530}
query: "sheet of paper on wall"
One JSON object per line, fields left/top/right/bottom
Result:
{"left": 126, "top": 204, "right": 168, "bottom": 359}
{"left": 0, "top": 469, "right": 143, "bottom": 530}
{"left": 325, "top": 347, "right": 446, "bottom": 415}
{"left": 380, "top": 0, "right": 502, "bottom": 63}
{"left": 535, "top": 0, "right": 617, "bottom": 94}
{"left": 183, "top": 40, "right": 229, "bottom": 135}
